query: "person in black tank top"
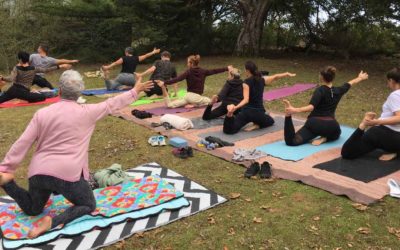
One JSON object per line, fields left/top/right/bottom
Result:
{"left": 223, "top": 61, "right": 296, "bottom": 135}
{"left": 283, "top": 66, "right": 369, "bottom": 146}
{"left": 101, "top": 47, "right": 160, "bottom": 90}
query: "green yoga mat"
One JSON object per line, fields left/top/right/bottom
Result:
{"left": 131, "top": 89, "right": 187, "bottom": 106}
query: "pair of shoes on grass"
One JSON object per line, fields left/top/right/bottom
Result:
{"left": 172, "top": 147, "right": 194, "bottom": 159}
{"left": 245, "top": 161, "right": 272, "bottom": 179}
{"left": 197, "top": 139, "right": 218, "bottom": 150}
{"left": 148, "top": 136, "right": 166, "bottom": 146}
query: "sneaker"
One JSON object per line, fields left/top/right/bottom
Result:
{"left": 148, "top": 136, "right": 159, "bottom": 146}
{"left": 244, "top": 162, "right": 260, "bottom": 178}
{"left": 259, "top": 161, "right": 272, "bottom": 179}
{"left": 158, "top": 136, "right": 166, "bottom": 146}
{"left": 186, "top": 147, "right": 194, "bottom": 157}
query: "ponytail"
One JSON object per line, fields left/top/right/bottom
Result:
{"left": 245, "top": 61, "right": 262, "bottom": 79}
{"left": 188, "top": 54, "right": 201, "bottom": 67}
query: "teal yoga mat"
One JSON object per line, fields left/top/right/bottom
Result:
{"left": 256, "top": 126, "right": 355, "bottom": 161}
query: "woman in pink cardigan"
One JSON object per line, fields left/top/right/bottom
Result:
{"left": 0, "top": 70, "right": 152, "bottom": 238}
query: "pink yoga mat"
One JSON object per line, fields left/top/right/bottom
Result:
{"left": 263, "top": 83, "right": 316, "bottom": 101}
{"left": 146, "top": 106, "right": 202, "bottom": 116}
{"left": 0, "top": 96, "right": 61, "bottom": 108}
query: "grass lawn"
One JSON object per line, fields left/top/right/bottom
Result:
{"left": 0, "top": 55, "right": 399, "bottom": 249}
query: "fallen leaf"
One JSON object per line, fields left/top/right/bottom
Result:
{"left": 253, "top": 217, "right": 263, "bottom": 223}
{"left": 313, "top": 216, "right": 320, "bottom": 221}
{"left": 347, "top": 243, "right": 353, "bottom": 248}
{"left": 260, "top": 205, "right": 270, "bottom": 210}
{"left": 229, "top": 193, "right": 241, "bottom": 199}
{"left": 208, "top": 217, "right": 216, "bottom": 224}
{"left": 352, "top": 203, "right": 368, "bottom": 211}
{"left": 387, "top": 226, "right": 400, "bottom": 239}
{"left": 227, "top": 227, "right": 236, "bottom": 236}
{"left": 356, "top": 227, "right": 371, "bottom": 234}
{"left": 245, "top": 198, "right": 252, "bottom": 202}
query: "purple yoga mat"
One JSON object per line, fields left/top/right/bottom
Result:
{"left": 263, "top": 83, "right": 317, "bottom": 101}
{"left": 146, "top": 106, "right": 201, "bottom": 116}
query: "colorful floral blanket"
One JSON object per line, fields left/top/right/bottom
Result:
{"left": 0, "top": 175, "right": 184, "bottom": 240}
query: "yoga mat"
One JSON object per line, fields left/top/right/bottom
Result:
{"left": 0, "top": 96, "right": 60, "bottom": 108}
{"left": 313, "top": 150, "right": 400, "bottom": 183}
{"left": 131, "top": 89, "right": 187, "bottom": 107}
{"left": 0, "top": 163, "right": 227, "bottom": 250}
{"left": 81, "top": 89, "right": 127, "bottom": 96}
{"left": 256, "top": 126, "right": 355, "bottom": 161}
{"left": 263, "top": 83, "right": 317, "bottom": 101}
{"left": 191, "top": 117, "right": 225, "bottom": 129}
{"left": 0, "top": 175, "right": 185, "bottom": 242}
{"left": 146, "top": 106, "right": 202, "bottom": 116}
{"left": 198, "top": 116, "right": 303, "bottom": 143}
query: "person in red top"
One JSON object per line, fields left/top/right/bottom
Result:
{"left": 157, "top": 55, "right": 232, "bottom": 108}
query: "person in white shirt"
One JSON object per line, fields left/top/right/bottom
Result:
{"left": 342, "top": 67, "right": 400, "bottom": 161}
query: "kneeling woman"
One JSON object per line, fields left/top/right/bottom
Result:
{"left": 341, "top": 67, "right": 400, "bottom": 161}
{"left": 0, "top": 71, "right": 152, "bottom": 238}
{"left": 202, "top": 67, "right": 243, "bottom": 120}
{"left": 223, "top": 61, "right": 296, "bottom": 134}
{"left": 283, "top": 66, "right": 368, "bottom": 146}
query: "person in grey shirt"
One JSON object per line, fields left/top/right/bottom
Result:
{"left": 29, "top": 44, "right": 79, "bottom": 89}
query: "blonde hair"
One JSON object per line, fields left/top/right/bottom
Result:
{"left": 188, "top": 55, "right": 201, "bottom": 67}
{"left": 229, "top": 68, "right": 241, "bottom": 79}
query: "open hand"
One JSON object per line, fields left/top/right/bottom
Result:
{"left": 358, "top": 71, "right": 369, "bottom": 81}
{"left": 134, "top": 80, "right": 154, "bottom": 93}
{"left": 364, "top": 118, "right": 379, "bottom": 127}
{"left": 153, "top": 48, "right": 161, "bottom": 54}
{"left": 286, "top": 72, "right": 296, "bottom": 77}
{"left": 72, "top": 60, "right": 79, "bottom": 64}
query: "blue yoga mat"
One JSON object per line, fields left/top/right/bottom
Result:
{"left": 256, "top": 126, "right": 355, "bottom": 161}
{"left": 81, "top": 88, "right": 127, "bottom": 96}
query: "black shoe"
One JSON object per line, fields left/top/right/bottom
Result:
{"left": 259, "top": 161, "right": 272, "bottom": 179}
{"left": 186, "top": 147, "right": 194, "bottom": 157}
{"left": 245, "top": 162, "right": 260, "bottom": 178}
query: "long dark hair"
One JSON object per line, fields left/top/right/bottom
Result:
{"left": 245, "top": 61, "right": 262, "bottom": 79}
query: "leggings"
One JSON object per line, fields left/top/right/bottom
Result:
{"left": 105, "top": 73, "right": 136, "bottom": 90}
{"left": 32, "top": 75, "right": 54, "bottom": 89}
{"left": 223, "top": 108, "right": 274, "bottom": 134}
{"left": 0, "top": 84, "right": 46, "bottom": 104}
{"left": 2, "top": 175, "right": 96, "bottom": 228}
{"left": 341, "top": 126, "right": 400, "bottom": 159}
{"left": 284, "top": 116, "right": 341, "bottom": 146}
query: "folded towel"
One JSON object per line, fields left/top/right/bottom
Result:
{"left": 160, "top": 114, "right": 194, "bottom": 131}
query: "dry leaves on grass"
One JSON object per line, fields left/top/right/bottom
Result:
{"left": 253, "top": 217, "right": 263, "bottom": 223}
{"left": 244, "top": 198, "right": 252, "bottom": 202}
{"left": 208, "top": 217, "right": 216, "bottom": 224}
{"left": 229, "top": 193, "right": 241, "bottom": 199}
{"left": 260, "top": 205, "right": 279, "bottom": 213}
{"left": 307, "top": 225, "right": 320, "bottom": 235}
{"left": 312, "top": 216, "right": 320, "bottom": 221}
{"left": 356, "top": 227, "right": 371, "bottom": 234}
{"left": 227, "top": 227, "right": 236, "bottom": 236}
{"left": 352, "top": 203, "right": 368, "bottom": 211}
{"left": 387, "top": 226, "right": 400, "bottom": 240}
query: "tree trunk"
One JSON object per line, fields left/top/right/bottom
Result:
{"left": 234, "top": 0, "right": 270, "bottom": 56}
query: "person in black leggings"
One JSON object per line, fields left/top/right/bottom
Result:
{"left": 223, "top": 61, "right": 296, "bottom": 134}
{"left": 341, "top": 67, "right": 400, "bottom": 161}
{"left": 283, "top": 66, "right": 369, "bottom": 146}
{"left": 202, "top": 67, "right": 243, "bottom": 120}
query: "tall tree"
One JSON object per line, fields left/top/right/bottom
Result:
{"left": 234, "top": 0, "right": 272, "bottom": 56}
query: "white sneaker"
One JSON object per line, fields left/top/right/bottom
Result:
{"left": 77, "top": 96, "right": 87, "bottom": 104}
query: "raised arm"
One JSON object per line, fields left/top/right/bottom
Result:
{"left": 264, "top": 72, "right": 296, "bottom": 85}
{"left": 0, "top": 113, "right": 39, "bottom": 174}
{"left": 103, "top": 58, "right": 123, "bottom": 70}
{"left": 204, "top": 67, "right": 229, "bottom": 77}
{"left": 138, "top": 48, "right": 160, "bottom": 62}
{"left": 348, "top": 71, "right": 369, "bottom": 86}
{"left": 87, "top": 78, "right": 153, "bottom": 121}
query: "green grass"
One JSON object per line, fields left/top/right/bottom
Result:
{"left": 1, "top": 55, "right": 400, "bottom": 249}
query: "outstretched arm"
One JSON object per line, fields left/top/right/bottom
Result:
{"left": 0, "top": 113, "right": 39, "bottom": 174}
{"left": 35, "top": 64, "right": 71, "bottom": 74}
{"left": 264, "top": 72, "right": 296, "bottom": 85}
{"left": 103, "top": 58, "right": 123, "bottom": 70}
{"left": 56, "top": 59, "right": 79, "bottom": 65}
{"left": 204, "top": 65, "right": 231, "bottom": 77}
{"left": 138, "top": 48, "right": 160, "bottom": 62}
{"left": 137, "top": 66, "right": 156, "bottom": 78}
{"left": 164, "top": 70, "right": 189, "bottom": 85}
{"left": 348, "top": 71, "right": 368, "bottom": 86}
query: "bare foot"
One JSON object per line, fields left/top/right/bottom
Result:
{"left": 311, "top": 137, "right": 327, "bottom": 146}
{"left": 379, "top": 153, "right": 397, "bottom": 161}
{"left": 359, "top": 112, "right": 377, "bottom": 130}
{"left": 185, "top": 104, "right": 195, "bottom": 109}
{"left": 283, "top": 99, "right": 294, "bottom": 117}
{"left": 244, "top": 123, "right": 260, "bottom": 132}
{"left": 149, "top": 94, "right": 161, "bottom": 100}
{"left": 226, "top": 104, "right": 235, "bottom": 117}
{"left": 28, "top": 216, "right": 52, "bottom": 239}
{"left": 0, "top": 172, "right": 14, "bottom": 186}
